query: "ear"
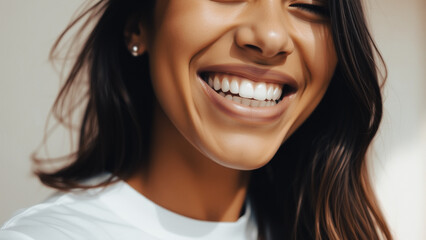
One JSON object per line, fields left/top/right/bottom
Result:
{"left": 124, "top": 20, "right": 147, "bottom": 57}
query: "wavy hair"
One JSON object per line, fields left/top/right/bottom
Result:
{"left": 34, "top": 0, "right": 392, "bottom": 239}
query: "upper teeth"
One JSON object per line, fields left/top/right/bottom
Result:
{"left": 207, "top": 74, "right": 282, "bottom": 101}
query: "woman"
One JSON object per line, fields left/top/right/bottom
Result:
{"left": 0, "top": 0, "right": 392, "bottom": 239}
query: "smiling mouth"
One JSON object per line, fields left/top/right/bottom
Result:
{"left": 199, "top": 72, "right": 297, "bottom": 107}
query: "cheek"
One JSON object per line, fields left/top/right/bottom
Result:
{"left": 292, "top": 24, "right": 337, "bottom": 84}
{"left": 303, "top": 28, "right": 336, "bottom": 103}
{"left": 148, "top": 4, "right": 206, "bottom": 133}
{"left": 151, "top": 1, "right": 241, "bottom": 61}
{"left": 310, "top": 30, "right": 337, "bottom": 87}
{"left": 148, "top": 1, "right": 245, "bottom": 135}
{"left": 284, "top": 25, "right": 337, "bottom": 136}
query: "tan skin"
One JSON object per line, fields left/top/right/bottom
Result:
{"left": 127, "top": 0, "right": 337, "bottom": 222}
{"left": 128, "top": 105, "right": 249, "bottom": 221}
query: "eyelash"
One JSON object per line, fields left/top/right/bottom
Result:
{"left": 290, "top": 3, "right": 330, "bottom": 17}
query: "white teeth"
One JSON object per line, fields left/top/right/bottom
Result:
{"left": 272, "top": 87, "right": 281, "bottom": 100}
{"left": 241, "top": 98, "right": 251, "bottom": 106}
{"left": 266, "top": 85, "right": 274, "bottom": 100}
{"left": 250, "top": 100, "right": 260, "bottom": 107}
{"left": 228, "top": 96, "right": 276, "bottom": 107}
{"left": 213, "top": 76, "right": 221, "bottom": 91}
{"left": 230, "top": 79, "right": 239, "bottom": 94}
{"left": 205, "top": 73, "right": 287, "bottom": 106}
{"left": 232, "top": 96, "right": 242, "bottom": 104}
{"left": 239, "top": 80, "right": 254, "bottom": 99}
{"left": 222, "top": 77, "right": 230, "bottom": 93}
{"left": 277, "top": 88, "right": 282, "bottom": 100}
{"left": 253, "top": 83, "right": 267, "bottom": 101}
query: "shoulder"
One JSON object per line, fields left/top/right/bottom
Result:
{"left": 0, "top": 186, "right": 125, "bottom": 240}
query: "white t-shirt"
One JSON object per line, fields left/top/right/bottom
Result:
{"left": 0, "top": 177, "right": 258, "bottom": 240}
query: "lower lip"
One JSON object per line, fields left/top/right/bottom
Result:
{"left": 199, "top": 77, "right": 294, "bottom": 123}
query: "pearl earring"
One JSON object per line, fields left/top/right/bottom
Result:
{"left": 131, "top": 44, "right": 140, "bottom": 57}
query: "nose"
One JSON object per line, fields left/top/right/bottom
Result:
{"left": 235, "top": 2, "right": 294, "bottom": 60}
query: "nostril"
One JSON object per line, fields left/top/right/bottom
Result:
{"left": 245, "top": 44, "right": 288, "bottom": 59}
{"left": 245, "top": 44, "right": 262, "bottom": 53}
{"left": 276, "top": 51, "right": 287, "bottom": 56}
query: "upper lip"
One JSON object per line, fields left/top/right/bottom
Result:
{"left": 198, "top": 64, "right": 298, "bottom": 89}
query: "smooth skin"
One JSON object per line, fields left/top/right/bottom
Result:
{"left": 127, "top": 0, "right": 337, "bottom": 222}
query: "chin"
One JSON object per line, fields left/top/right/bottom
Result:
{"left": 196, "top": 133, "right": 282, "bottom": 171}
{"left": 212, "top": 149, "right": 276, "bottom": 171}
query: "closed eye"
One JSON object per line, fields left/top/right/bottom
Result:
{"left": 290, "top": 3, "right": 330, "bottom": 17}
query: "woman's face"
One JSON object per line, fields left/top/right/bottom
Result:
{"left": 143, "top": 0, "right": 337, "bottom": 169}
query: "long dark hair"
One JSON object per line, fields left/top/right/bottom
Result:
{"left": 34, "top": 0, "right": 392, "bottom": 239}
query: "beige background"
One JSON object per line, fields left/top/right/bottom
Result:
{"left": 0, "top": 1, "right": 425, "bottom": 239}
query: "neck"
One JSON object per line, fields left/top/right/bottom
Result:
{"left": 127, "top": 103, "right": 250, "bottom": 222}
